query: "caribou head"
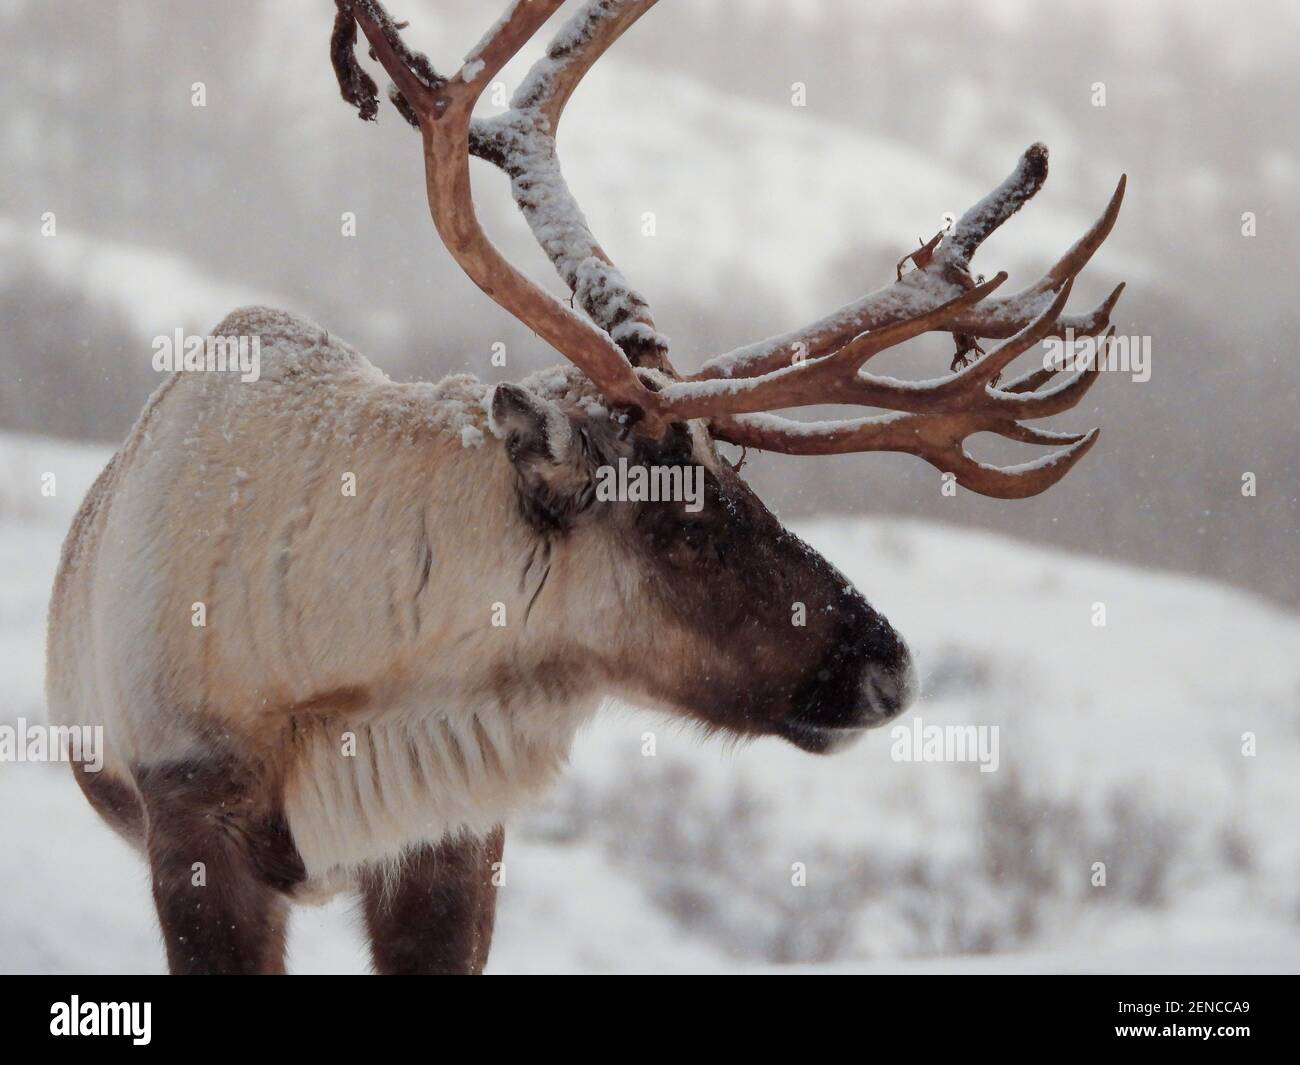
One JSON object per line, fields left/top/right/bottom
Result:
{"left": 489, "top": 379, "right": 917, "bottom": 753}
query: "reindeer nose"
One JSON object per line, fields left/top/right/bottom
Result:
{"left": 857, "top": 637, "right": 920, "bottom": 728}
{"left": 858, "top": 646, "right": 918, "bottom": 725}
{"left": 780, "top": 631, "right": 918, "bottom": 754}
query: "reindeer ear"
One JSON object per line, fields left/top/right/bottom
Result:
{"left": 490, "top": 383, "right": 573, "bottom": 466}
{"left": 490, "top": 384, "right": 593, "bottom": 529}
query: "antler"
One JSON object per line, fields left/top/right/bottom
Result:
{"left": 335, "top": 0, "right": 662, "bottom": 421}
{"left": 332, "top": 0, "right": 1128, "bottom": 497}
{"left": 693, "top": 149, "right": 1126, "bottom": 382}
{"left": 707, "top": 325, "right": 1116, "bottom": 500}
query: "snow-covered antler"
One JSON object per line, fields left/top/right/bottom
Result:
{"left": 334, "top": 0, "right": 668, "bottom": 369}
{"left": 694, "top": 148, "right": 1126, "bottom": 382}
{"left": 334, "top": 0, "right": 658, "bottom": 418}
{"left": 332, "top": 0, "right": 1128, "bottom": 497}
{"left": 472, "top": 0, "right": 669, "bottom": 371}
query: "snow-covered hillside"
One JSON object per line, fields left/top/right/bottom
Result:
{"left": 0, "top": 432, "right": 1296, "bottom": 974}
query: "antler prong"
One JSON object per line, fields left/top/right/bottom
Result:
{"left": 343, "top": 0, "right": 662, "bottom": 422}
{"left": 659, "top": 278, "right": 1092, "bottom": 423}
{"left": 982, "top": 326, "right": 1113, "bottom": 419}
{"left": 817, "top": 273, "right": 1010, "bottom": 375}
{"left": 700, "top": 164, "right": 1126, "bottom": 385}
{"left": 711, "top": 410, "right": 1101, "bottom": 499}
{"left": 905, "top": 279, "right": 1074, "bottom": 400}
{"left": 345, "top": 0, "right": 440, "bottom": 115}
{"left": 939, "top": 427, "right": 1101, "bottom": 499}
{"left": 938, "top": 143, "right": 1049, "bottom": 270}
{"left": 658, "top": 275, "right": 1007, "bottom": 421}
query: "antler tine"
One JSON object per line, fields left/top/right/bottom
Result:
{"left": 657, "top": 274, "right": 1009, "bottom": 421}
{"left": 338, "top": 0, "right": 440, "bottom": 115}
{"left": 657, "top": 277, "right": 1088, "bottom": 423}
{"left": 712, "top": 412, "right": 1101, "bottom": 500}
{"left": 937, "top": 143, "right": 1049, "bottom": 271}
{"left": 946, "top": 174, "right": 1127, "bottom": 337}
{"left": 696, "top": 150, "right": 1125, "bottom": 383}
{"left": 342, "top": 0, "right": 661, "bottom": 420}
{"left": 339, "top": 0, "right": 668, "bottom": 371}
{"left": 473, "top": 0, "right": 670, "bottom": 371}
{"left": 709, "top": 327, "right": 1116, "bottom": 499}
{"left": 916, "top": 427, "right": 1102, "bottom": 500}
{"left": 1000, "top": 288, "right": 1124, "bottom": 394}
{"left": 512, "top": 0, "right": 661, "bottom": 129}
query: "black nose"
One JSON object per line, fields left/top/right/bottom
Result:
{"left": 856, "top": 649, "right": 918, "bottom": 725}
{"left": 781, "top": 609, "right": 918, "bottom": 753}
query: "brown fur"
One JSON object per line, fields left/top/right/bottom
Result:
{"left": 359, "top": 828, "right": 505, "bottom": 975}
{"left": 71, "top": 762, "right": 144, "bottom": 846}
{"left": 281, "top": 685, "right": 372, "bottom": 716}
{"left": 135, "top": 755, "right": 305, "bottom": 975}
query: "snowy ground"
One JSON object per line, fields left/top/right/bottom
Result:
{"left": 1, "top": 433, "right": 1297, "bottom": 974}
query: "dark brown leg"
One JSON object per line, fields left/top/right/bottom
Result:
{"left": 137, "top": 758, "right": 304, "bottom": 975}
{"left": 360, "top": 827, "right": 505, "bottom": 975}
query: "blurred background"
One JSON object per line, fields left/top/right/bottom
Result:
{"left": 0, "top": 0, "right": 1297, "bottom": 973}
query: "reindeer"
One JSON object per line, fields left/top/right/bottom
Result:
{"left": 46, "top": 0, "right": 1126, "bottom": 974}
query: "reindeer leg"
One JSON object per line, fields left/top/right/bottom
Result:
{"left": 138, "top": 758, "right": 304, "bottom": 975}
{"left": 360, "top": 827, "right": 504, "bottom": 975}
